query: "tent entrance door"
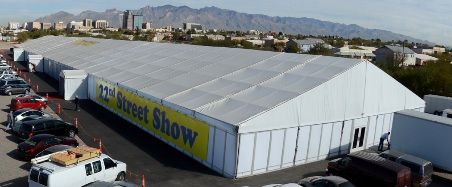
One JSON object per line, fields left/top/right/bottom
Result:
{"left": 351, "top": 127, "right": 366, "bottom": 152}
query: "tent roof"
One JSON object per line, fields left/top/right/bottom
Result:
{"left": 60, "top": 70, "right": 87, "bottom": 78}
{"left": 20, "top": 36, "right": 362, "bottom": 126}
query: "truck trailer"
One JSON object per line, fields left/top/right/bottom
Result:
{"left": 391, "top": 110, "right": 452, "bottom": 172}
{"left": 424, "top": 95, "right": 452, "bottom": 115}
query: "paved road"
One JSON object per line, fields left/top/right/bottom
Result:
{"left": 1, "top": 47, "right": 451, "bottom": 187}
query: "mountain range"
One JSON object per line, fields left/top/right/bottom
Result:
{"left": 35, "top": 5, "right": 433, "bottom": 45}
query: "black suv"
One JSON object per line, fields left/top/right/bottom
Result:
{"left": 17, "top": 118, "right": 78, "bottom": 139}
{"left": 0, "top": 78, "right": 30, "bottom": 95}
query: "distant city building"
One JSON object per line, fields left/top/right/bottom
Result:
{"left": 26, "top": 22, "right": 41, "bottom": 31}
{"left": 333, "top": 46, "right": 376, "bottom": 61}
{"left": 247, "top": 30, "right": 261, "bottom": 35}
{"left": 432, "top": 47, "right": 446, "bottom": 54}
{"left": 122, "top": 10, "right": 134, "bottom": 30}
{"left": 41, "top": 22, "right": 52, "bottom": 30}
{"left": 133, "top": 15, "right": 143, "bottom": 30}
{"left": 83, "top": 19, "right": 93, "bottom": 28}
{"left": 94, "top": 20, "right": 108, "bottom": 29}
{"left": 155, "top": 26, "right": 173, "bottom": 33}
{"left": 286, "top": 38, "right": 325, "bottom": 53}
{"left": 67, "top": 21, "right": 83, "bottom": 30}
{"left": 8, "top": 22, "right": 20, "bottom": 30}
{"left": 206, "top": 34, "right": 225, "bottom": 41}
{"left": 375, "top": 45, "right": 416, "bottom": 66}
{"left": 412, "top": 48, "right": 433, "bottom": 55}
{"left": 415, "top": 53, "right": 438, "bottom": 66}
{"left": 142, "top": 22, "right": 152, "bottom": 30}
{"left": 53, "top": 22, "right": 65, "bottom": 30}
{"left": 183, "top": 23, "right": 202, "bottom": 31}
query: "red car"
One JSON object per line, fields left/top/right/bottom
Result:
{"left": 17, "top": 134, "right": 78, "bottom": 160}
{"left": 10, "top": 97, "right": 47, "bottom": 111}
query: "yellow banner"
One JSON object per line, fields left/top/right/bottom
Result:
{"left": 96, "top": 79, "right": 209, "bottom": 161}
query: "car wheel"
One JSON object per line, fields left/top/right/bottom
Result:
{"left": 68, "top": 130, "right": 76, "bottom": 138}
{"left": 25, "top": 89, "right": 29, "bottom": 94}
{"left": 115, "top": 172, "right": 126, "bottom": 181}
{"left": 7, "top": 91, "right": 11, "bottom": 96}
{"left": 39, "top": 106, "right": 45, "bottom": 111}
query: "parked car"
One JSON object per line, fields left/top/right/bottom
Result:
{"left": 298, "top": 176, "right": 355, "bottom": 187}
{"left": 12, "top": 116, "right": 49, "bottom": 135}
{"left": 0, "top": 74, "right": 17, "bottom": 80}
{"left": 34, "top": 144, "right": 74, "bottom": 159}
{"left": 17, "top": 134, "right": 78, "bottom": 159}
{"left": 10, "top": 97, "right": 47, "bottom": 111}
{"left": 0, "top": 78, "right": 30, "bottom": 95}
{"left": 16, "top": 94, "right": 48, "bottom": 103}
{"left": 8, "top": 108, "right": 51, "bottom": 126}
{"left": 380, "top": 150, "right": 433, "bottom": 187}
{"left": 16, "top": 118, "right": 78, "bottom": 139}
{"left": 29, "top": 150, "right": 127, "bottom": 187}
{"left": 85, "top": 181, "right": 138, "bottom": 187}
{"left": 0, "top": 69, "right": 17, "bottom": 76}
{"left": 327, "top": 152, "right": 412, "bottom": 187}
{"left": 262, "top": 183, "right": 304, "bottom": 187}
{"left": 0, "top": 63, "right": 11, "bottom": 69}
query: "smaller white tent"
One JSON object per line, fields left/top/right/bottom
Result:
{"left": 59, "top": 70, "right": 88, "bottom": 100}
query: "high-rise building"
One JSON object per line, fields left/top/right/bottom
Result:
{"left": 183, "top": 23, "right": 202, "bottom": 31}
{"left": 8, "top": 22, "right": 20, "bottom": 30}
{"left": 133, "top": 15, "right": 143, "bottom": 30}
{"left": 41, "top": 22, "right": 52, "bottom": 30}
{"left": 53, "top": 22, "right": 65, "bottom": 30}
{"left": 95, "top": 20, "right": 108, "bottom": 29}
{"left": 142, "top": 22, "right": 152, "bottom": 30}
{"left": 67, "top": 21, "right": 83, "bottom": 30}
{"left": 122, "top": 10, "right": 134, "bottom": 30}
{"left": 83, "top": 19, "right": 93, "bottom": 28}
{"left": 26, "top": 22, "right": 41, "bottom": 31}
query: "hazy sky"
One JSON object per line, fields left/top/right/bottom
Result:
{"left": 0, "top": 0, "right": 450, "bottom": 46}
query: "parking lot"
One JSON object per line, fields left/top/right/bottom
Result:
{"left": 1, "top": 44, "right": 452, "bottom": 187}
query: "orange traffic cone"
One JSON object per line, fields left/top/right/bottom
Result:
{"left": 56, "top": 103, "right": 62, "bottom": 114}
{"left": 99, "top": 139, "right": 103, "bottom": 153}
{"left": 74, "top": 117, "right": 79, "bottom": 128}
{"left": 142, "top": 175, "right": 145, "bottom": 187}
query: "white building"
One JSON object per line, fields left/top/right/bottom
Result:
{"left": 8, "top": 22, "right": 21, "bottom": 30}
{"left": 334, "top": 46, "right": 376, "bottom": 61}
{"left": 67, "top": 21, "right": 84, "bottom": 30}
{"left": 375, "top": 45, "right": 416, "bottom": 66}
{"left": 17, "top": 36, "right": 424, "bottom": 178}
{"left": 94, "top": 20, "right": 108, "bottom": 29}
{"left": 414, "top": 54, "right": 438, "bottom": 65}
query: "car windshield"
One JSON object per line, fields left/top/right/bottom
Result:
{"left": 24, "top": 138, "right": 38, "bottom": 146}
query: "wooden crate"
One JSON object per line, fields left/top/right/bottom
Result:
{"left": 50, "top": 146, "right": 101, "bottom": 166}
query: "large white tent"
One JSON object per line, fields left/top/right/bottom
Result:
{"left": 18, "top": 36, "right": 425, "bottom": 178}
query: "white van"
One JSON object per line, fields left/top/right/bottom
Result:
{"left": 28, "top": 147, "right": 127, "bottom": 187}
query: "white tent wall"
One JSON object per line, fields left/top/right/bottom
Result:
{"left": 235, "top": 61, "right": 424, "bottom": 178}
{"left": 13, "top": 48, "right": 25, "bottom": 61}
{"left": 86, "top": 75, "right": 238, "bottom": 178}
{"left": 28, "top": 54, "right": 44, "bottom": 72}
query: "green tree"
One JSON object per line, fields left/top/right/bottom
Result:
{"left": 308, "top": 43, "right": 332, "bottom": 56}
{"left": 285, "top": 43, "right": 300, "bottom": 53}
{"left": 16, "top": 32, "right": 30, "bottom": 43}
